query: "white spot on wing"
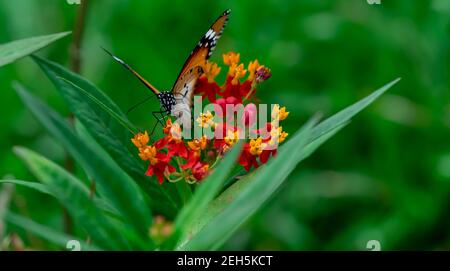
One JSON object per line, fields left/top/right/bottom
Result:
{"left": 205, "top": 29, "right": 215, "bottom": 40}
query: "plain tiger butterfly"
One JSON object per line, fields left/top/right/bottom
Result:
{"left": 103, "top": 9, "right": 231, "bottom": 134}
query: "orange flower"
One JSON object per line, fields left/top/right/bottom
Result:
{"left": 131, "top": 131, "right": 149, "bottom": 148}
{"left": 247, "top": 60, "right": 261, "bottom": 82}
{"left": 229, "top": 63, "right": 247, "bottom": 85}
{"left": 163, "top": 118, "right": 173, "bottom": 135}
{"left": 187, "top": 135, "right": 208, "bottom": 153}
{"left": 271, "top": 104, "right": 289, "bottom": 122}
{"left": 223, "top": 52, "right": 240, "bottom": 66}
{"left": 138, "top": 145, "right": 159, "bottom": 165}
{"left": 224, "top": 129, "right": 239, "bottom": 147}
{"left": 202, "top": 61, "right": 221, "bottom": 83}
{"left": 249, "top": 137, "right": 266, "bottom": 156}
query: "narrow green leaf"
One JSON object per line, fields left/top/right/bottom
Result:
{"left": 14, "top": 146, "right": 132, "bottom": 250}
{"left": 0, "top": 32, "right": 70, "bottom": 67}
{"left": 5, "top": 212, "right": 100, "bottom": 251}
{"left": 173, "top": 141, "right": 243, "bottom": 245}
{"left": 179, "top": 117, "right": 318, "bottom": 250}
{"left": 0, "top": 178, "right": 119, "bottom": 217}
{"left": 0, "top": 179, "right": 51, "bottom": 195}
{"left": 13, "top": 83, "right": 152, "bottom": 241}
{"left": 59, "top": 77, "right": 136, "bottom": 133}
{"left": 32, "top": 56, "right": 180, "bottom": 217}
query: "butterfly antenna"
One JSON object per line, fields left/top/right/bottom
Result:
{"left": 101, "top": 46, "right": 161, "bottom": 95}
{"left": 126, "top": 95, "right": 156, "bottom": 115}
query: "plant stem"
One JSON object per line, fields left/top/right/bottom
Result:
{"left": 70, "top": 0, "right": 89, "bottom": 73}
{"left": 63, "top": 0, "right": 90, "bottom": 235}
{"left": 0, "top": 183, "right": 14, "bottom": 250}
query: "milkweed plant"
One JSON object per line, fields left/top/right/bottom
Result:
{"left": 132, "top": 52, "right": 287, "bottom": 184}
{"left": 0, "top": 32, "right": 399, "bottom": 251}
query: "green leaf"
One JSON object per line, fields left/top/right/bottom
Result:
{"left": 0, "top": 178, "right": 119, "bottom": 217}
{"left": 179, "top": 117, "right": 318, "bottom": 250}
{"left": 0, "top": 179, "right": 51, "bottom": 195}
{"left": 13, "top": 146, "right": 133, "bottom": 250}
{"left": 4, "top": 212, "right": 100, "bottom": 251}
{"left": 13, "top": 83, "right": 152, "bottom": 242}
{"left": 32, "top": 55, "right": 137, "bottom": 164}
{"left": 173, "top": 141, "right": 243, "bottom": 246}
{"left": 32, "top": 56, "right": 180, "bottom": 217}
{"left": 0, "top": 32, "right": 70, "bottom": 67}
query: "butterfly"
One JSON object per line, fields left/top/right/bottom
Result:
{"left": 103, "top": 9, "right": 231, "bottom": 134}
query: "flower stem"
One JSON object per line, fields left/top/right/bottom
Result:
{"left": 63, "top": 0, "right": 89, "bottom": 236}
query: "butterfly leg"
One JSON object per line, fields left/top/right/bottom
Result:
{"left": 149, "top": 121, "right": 159, "bottom": 137}
{"left": 150, "top": 110, "right": 169, "bottom": 136}
{"left": 152, "top": 111, "right": 168, "bottom": 125}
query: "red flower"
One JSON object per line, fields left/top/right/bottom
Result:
{"left": 182, "top": 150, "right": 201, "bottom": 170}
{"left": 196, "top": 76, "right": 220, "bottom": 103}
{"left": 219, "top": 76, "right": 243, "bottom": 100}
{"left": 191, "top": 161, "right": 210, "bottom": 181}
{"left": 240, "top": 80, "right": 253, "bottom": 99}
{"left": 260, "top": 149, "right": 277, "bottom": 164}
{"left": 146, "top": 152, "right": 176, "bottom": 184}
{"left": 238, "top": 145, "right": 259, "bottom": 171}
{"left": 167, "top": 140, "right": 188, "bottom": 159}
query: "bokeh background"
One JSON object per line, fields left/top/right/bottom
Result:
{"left": 0, "top": 0, "right": 449, "bottom": 250}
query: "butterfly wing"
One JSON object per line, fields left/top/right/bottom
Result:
{"left": 171, "top": 9, "right": 231, "bottom": 100}
{"left": 172, "top": 66, "right": 204, "bottom": 108}
{"left": 170, "top": 66, "right": 204, "bottom": 129}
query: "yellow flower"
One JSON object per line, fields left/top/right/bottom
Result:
{"left": 138, "top": 145, "right": 158, "bottom": 165}
{"left": 202, "top": 61, "right": 221, "bottom": 83}
{"left": 196, "top": 111, "right": 215, "bottom": 128}
{"left": 223, "top": 52, "right": 240, "bottom": 66}
{"left": 131, "top": 131, "right": 149, "bottom": 148}
{"left": 224, "top": 130, "right": 239, "bottom": 146}
{"left": 269, "top": 126, "right": 289, "bottom": 145}
{"left": 187, "top": 135, "right": 208, "bottom": 152}
{"left": 247, "top": 60, "right": 261, "bottom": 82}
{"left": 229, "top": 63, "right": 247, "bottom": 85}
{"left": 271, "top": 104, "right": 289, "bottom": 122}
{"left": 249, "top": 137, "right": 266, "bottom": 156}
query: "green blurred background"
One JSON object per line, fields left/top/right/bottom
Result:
{"left": 0, "top": 0, "right": 449, "bottom": 250}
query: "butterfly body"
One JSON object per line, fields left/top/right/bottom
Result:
{"left": 104, "top": 9, "right": 231, "bottom": 132}
{"left": 157, "top": 91, "right": 176, "bottom": 114}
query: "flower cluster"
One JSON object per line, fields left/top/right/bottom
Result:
{"left": 132, "top": 52, "right": 289, "bottom": 184}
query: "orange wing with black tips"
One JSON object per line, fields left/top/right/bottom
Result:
{"left": 171, "top": 9, "right": 231, "bottom": 96}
